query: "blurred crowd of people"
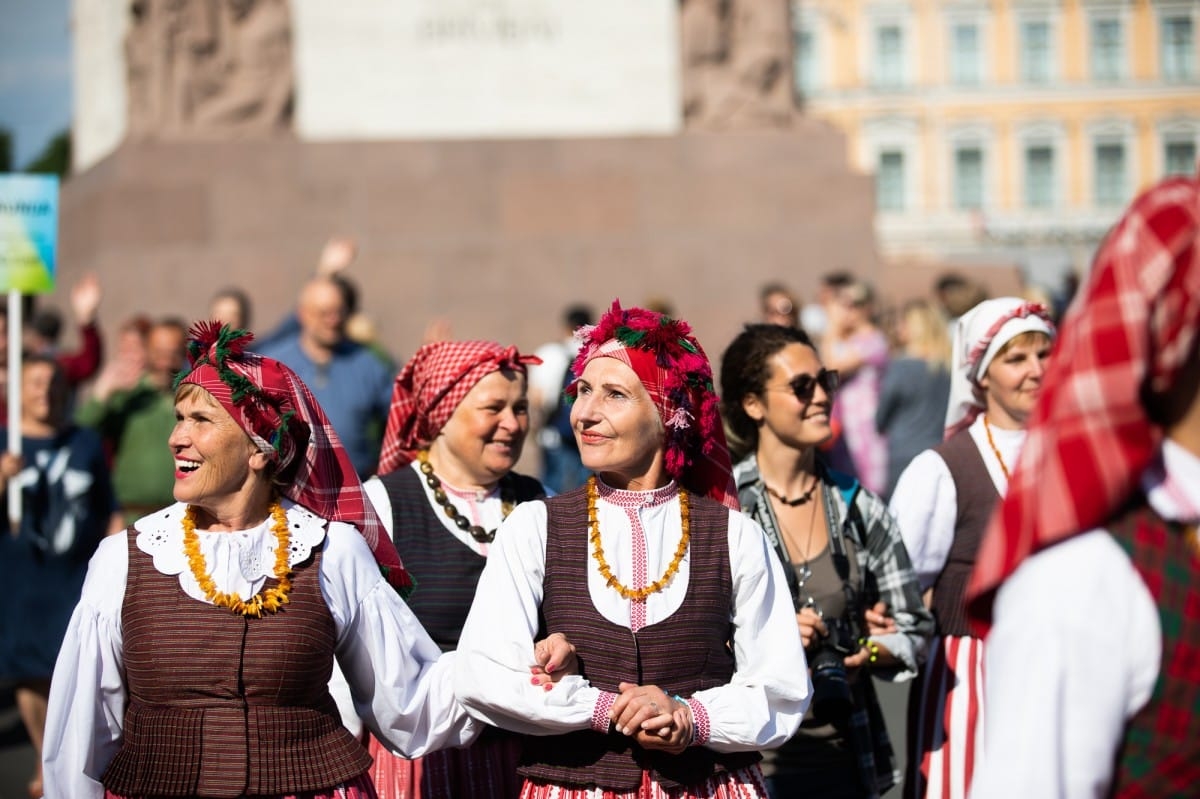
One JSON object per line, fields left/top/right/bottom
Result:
{"left": 1, "top": 173, "right": 1197, "bottom": 799}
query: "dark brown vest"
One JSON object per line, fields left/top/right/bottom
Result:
{"left": 931, "top": 430, "right": 999, "bottom": 637}
{"left": 519, "top": 486, "right": 760, "bottom": 790}
{"left": 102, "top": 528, "right": 371, "bottom": 798}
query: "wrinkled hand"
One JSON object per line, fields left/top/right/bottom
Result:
{"left": 529, "top": 632, "right": 577, "bottom": 691}
{"left": 863, "top": 601, "right": 896, "bottom": 637}
{"left": 633, "top": 696, "right": 693, "bottom": 754}
{"left": 797, "top": 606, "right": 827, "bottom": 651}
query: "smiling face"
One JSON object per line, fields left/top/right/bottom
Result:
{"left": 979, "top": 331, "right": 1053, "bottom": 430}
{"left": 742, "top": 342, "right": 834, "bottom": 453}
{"left": 428, "top": 368, "right": 530, "bottom": 489}
{"left": 169, "top": 385, "right": 271, "bottom": 527}
{"left": 21, "top": 359, "right": 67, "bottom": 430}
{"left": 569, "top": 356, "right": 667, "bottom": 491}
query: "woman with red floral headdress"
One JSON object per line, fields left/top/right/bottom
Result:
{"left": 455, "top": 301, "right": 810, "bottom": 799}
{"left": 39, "top": 323, "right": 571, "bottom": 799}
{"left": 969, "top": 175, "right": 1200, "bottom": 797}
{"left": 360, "top": 339, "right": 551, "bottom": 799}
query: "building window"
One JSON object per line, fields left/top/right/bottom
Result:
{"left": 1162, "top": 15, "right": 1195, "bottom": 81}
{"left": 1095, "top": 142, "right": 1127, "bottom": 207}
{"left": 875, "top": 24, "right": 904, "bottom": 87}
{"left": 794, "top": 26, "right": 816, "bottom": 95}
{"left": 1020, "top": 19, "right": 1052, "bottom": 83}
{"left": 954, "top": 147, "right": 984, "bottom": 210}
{"left": 950, "top": 23, "right": 981, "bottom": 85}
{"left": 1025, "top": 146, "right": 1055, "bottom": 209}
{"left": 877, "top": 150, "right": 905, "bottom": 211}
{"left": 1091, "top": 18, "right": 1122, "bottom": 81}
{"left": 1165, "top": 140, "right": 1197, "bottom": 177}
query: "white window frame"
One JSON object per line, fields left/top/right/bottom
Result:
{"left": 860, "top": 116, "right": 922, "bottom": 214}
{"left": 1087, "top": 119, "right": 1135, "bottom": 208}
{"left": 1014, "top": 6, "right": 1059, "bottom": 84}
{"left": 945, "top": 13, "right": 986, "bottom": 86}
{"left": 863, "top": 3, "right": 916, "bottom": 89}
{"left": 1157, "top": 2, "right": 1198, "bottom": 82}
{"left": 946, "top": 124, "right": 996, "bottom": 212}
{"left": 1157, "top": 118, "right": 1200, "bottom": 178}
{"left": 1015, "top": 121, "right": 1067, "bottom": 211}
{"left": 1087, "top": 8, "right": 1128, "bottom": 82}
{"left": 790, "top": 1, "right": 823, "bottom": 97}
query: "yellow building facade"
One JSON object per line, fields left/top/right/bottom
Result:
{"left": 794, "top": 0, "right": 1200, "bottom": 287}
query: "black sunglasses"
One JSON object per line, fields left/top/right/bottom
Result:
{"left": 768, "top": 369, "right": 840, "bottom": 402}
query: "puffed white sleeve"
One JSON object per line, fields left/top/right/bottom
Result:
{"left": 455, "top": 500, "right": 601, "bottom": 735}
{"left": 688, "top": 510, "right": 811, "bottom": 751}
{"left": 320, "top": 522, "right": 479, "bottom": 756}
{"left": 888, "top": 450, "right": 957, "bottom": 591}
{"left": 43, "top": 533, "right": 130, "bottom": 799}
{"left": 971, "top": 531, "right": 1160, "bottom": 799}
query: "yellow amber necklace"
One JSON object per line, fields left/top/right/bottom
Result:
{"left": 183, "top": 501, "right": 292, "bottom": 617}
{"left": 587, "top": 476, "right": 690, "bottom": 602}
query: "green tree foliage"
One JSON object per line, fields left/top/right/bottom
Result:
{"left": 24, "top": 130, "right": 71, "bottom": 177}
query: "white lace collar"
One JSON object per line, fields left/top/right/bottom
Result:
{"left": 134, "top": 500, "right": 329, "bottom": 605}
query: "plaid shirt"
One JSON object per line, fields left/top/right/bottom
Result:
{"left": 734, "top": 455, "right": 933, "bottom": 798}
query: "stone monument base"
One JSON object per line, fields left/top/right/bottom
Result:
{"left": 59, "top": 122, "right": 881, "bottom": 359}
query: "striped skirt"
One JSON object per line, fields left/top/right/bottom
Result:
{"left": 105, "top": 771, "right": 378, "bottom": 798}
{"left": 518, "top": 765, "right": 768, "bottom": 799}
{"left": 368, "top": 729, "right": 524, "bottom": 799}
{"left": 903, "top": 634, "right": 986, "bottom": 799}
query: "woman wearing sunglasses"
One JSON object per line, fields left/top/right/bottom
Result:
{"left": 720, "top": 324, "right": 933, "bottom": 799}
{"left": 887, "top": 297, "right": 1055, "bottom": 799}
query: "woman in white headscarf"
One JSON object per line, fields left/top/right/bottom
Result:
{"left": 887, "top": 297, "right": 1055, "bottom": 799}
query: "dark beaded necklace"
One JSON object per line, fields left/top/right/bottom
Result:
{"left": 417, "top": 450, "right": 515, "bottom": 543}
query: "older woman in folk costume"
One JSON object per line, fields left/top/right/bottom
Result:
{"left": 40, "top": 323, "right": 569, "bottom": 799}
{"left": 887, "top": 298, "right": 1055, "bottom": 799}
{"left": 454, "top": 301, "right": 810, "bottom": 799}
{"left": 361, "top": 340, "right": 549, "bottom": 798}
{"left": 969, "top": 176, "right": 1200, "bottom": 797}
{"left": 720, "top": 324, "right": 933, "bottom": 799}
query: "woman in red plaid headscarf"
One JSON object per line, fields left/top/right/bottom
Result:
{"left": 454, "top": 301, "right": 810, "bottom": 799}
{"left": 40, "top": 323, "right": 522, "bottom": 799}
{"left": 888, "top": 295, "right": 1055, "bottom": 799}
{"left": 362, "top": 339, "right": 550, "bottom": 799}
{"left": 967, "top": 175, "right": 1200, "bottom": 797}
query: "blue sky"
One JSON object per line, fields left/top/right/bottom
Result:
{"left": 0, "top": 0, "right": 73, "bottom": 169}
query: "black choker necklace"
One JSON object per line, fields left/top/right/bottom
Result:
{"left": 418, "top": 450, "right": 515, "bottom": 543}
{"left": 765, "top": 480, "right": 819, "bottom": 507}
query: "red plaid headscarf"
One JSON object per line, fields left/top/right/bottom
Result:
{"left": 967, "top": 175, "right": 1200, "bottom": 633}
{"left": 176, "top": 322, "right": 412, "bottom": 594}
{"left": 377, "top": 340, "right": 541, "bottom": 475}
{"left": 570, "top": 300, "right": 740, "bottom": 511}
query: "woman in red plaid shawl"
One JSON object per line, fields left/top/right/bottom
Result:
{"left": 360, "top": 339, "right": 554, "bottom": 799}
{"left": 888, "top": 295, "right": 1055, "bottom": 799}
{"left": 968, "top": 174, "right": 1200, "bottom": 797}
{"left": 40, "top": 323, "right": 570, "bottom": 799}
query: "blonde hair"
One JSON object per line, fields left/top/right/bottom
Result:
{"left": 901, "top": 299, "right": 952, "bottom": 370}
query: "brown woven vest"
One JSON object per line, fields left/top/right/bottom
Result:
{"left": 930, "top": 431, "right": 998, "bottom": 637}
{"left": 102, "top": 528, "right": 371, "bottom": 798}
{"left": 519, "top": 486, "right": 760, "bottom": 791}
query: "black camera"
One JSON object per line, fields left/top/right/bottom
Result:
{"left": 809, "top": 617, "right": 859, "bottom": 722}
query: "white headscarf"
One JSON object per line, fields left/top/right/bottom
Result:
{"left": 944, "top": 297, "right": 1057, "bottom": 438}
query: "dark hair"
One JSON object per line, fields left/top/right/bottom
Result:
{"left": 564, "top": 304, "right": 593, "bottom": 330}
{"left": 30, "top": 309, "right": 63, "bottom": 343}
{"left": 719, "top": 323, "right": 817, "bottom": 451}
{"left": 210, "top": 287, "right": 253, "bottom": 330}
{"left": 821, "top": 271, "right": 855, "bottom": 290}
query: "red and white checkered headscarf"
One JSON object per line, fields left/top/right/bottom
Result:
{"left": 176, "top": 322, "right": 412, "bottom": 594}
{"left": 569, "top": 300, "right": 740, "bottom": 511}
{"left": 377, "top": 340, "right": 541, "bottom": 475}
{"left": 967, "top": 175, "right": 1200, "bottom": 633}
{"left": 944, "top": 297, "right": 1057, "bottom": 439}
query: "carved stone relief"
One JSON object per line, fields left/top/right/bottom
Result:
{"left": 680, "top": 0, "right": 798, "bottom": 129}
{"left": 126, "top": 0, "right": 292, "bottom": 137}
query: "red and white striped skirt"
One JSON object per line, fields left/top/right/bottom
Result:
{"left": 517, "top": 764, "right": 768, "bottom": 799}
{"left": 904, "top": 634, "right": 986, "bottom": 799}
{"left": 368, "top": 729, "right": 524, "bottom": 799}
{"left": 105, "top": 771, "right": 378, "bottom": 798}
